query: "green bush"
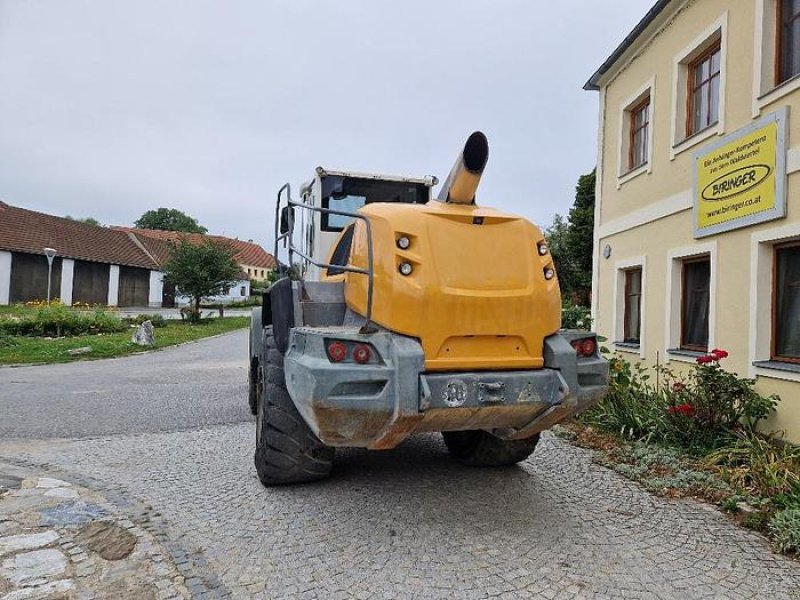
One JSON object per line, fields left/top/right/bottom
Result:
{"left": 580, "top": 357, "right": 666, "bottom": 441}
{"left": 125, "top": 314, "right": 167, "bottom": 328}
{"left": 561, "top": 303, "right": 592, "bottom": 330}
{"left": 582, "top": 350, "right": 779, "bottom": 452}
{"left": 769, "top": 508, "right": 800, "bottom": 553}
{"left": 0, "top": 303, "right": 126, "bottom": 337}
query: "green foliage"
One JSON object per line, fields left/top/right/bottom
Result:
{"left": 561, "top": 303, "right": 592, "bottom": 330}
{"left": 0, "top": 317, "right": 248, "bottom": 365}
{"left": 134, "top": 208, "right": 208, "bottom": 233}
{"left": 125, "top": 314, "right": 167, "bottom": 328}
{"left": 0, "top": 303, "right": 126, "bottom": 337}
{"left": 546, "top": 169, "right": 595, "bottom": 305}
{"left": 596, "top": 442, "right": 731, "bottom": 498}
{"left": 769, "top": 508, "right": 800, "bottom": 553}
{"left": 162, "top": 238, "right": 241, "bottom": 313}
{"left": 707, "top": 432, "right": 800, "bottom": 499}
{"left": 581, "top": 357, "right": 665, "bottom": 442}
{"left": 582, "top": 351, "right": 779, "bottom": 452}
{"left": 65, "top": 215, "right": 102, "bottom": 226}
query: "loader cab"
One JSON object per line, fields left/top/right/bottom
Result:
{"left": 297, "top": 168, "right": 436, "bottom": 281}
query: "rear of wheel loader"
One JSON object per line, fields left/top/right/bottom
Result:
{"left": 251, "top": 132, "right": 608, "bottom": 485}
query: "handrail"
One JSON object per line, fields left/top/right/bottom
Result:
{"left": 273, "top": 182, "right": 376, "bottom": 334}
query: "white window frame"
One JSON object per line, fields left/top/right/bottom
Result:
{"left": 670, "top": 12, "right": 728, "bottom": 160}
{"left": 617, "top": 78, "right": 655, "bottom": 187}
{"left": 665, "top": 241, "right": 717, "bottom": 362}
{"left": 749, "top": 221, "right": 800, "bottom": 382}
{"left": 613, "top": 256, "right": 647, "bottom": 358}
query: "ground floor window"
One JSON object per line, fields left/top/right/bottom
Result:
{"left": 624, "top": 267, "right": 642, "bottom": 344}
{"left": 681, "top": 257, "right": 710, "bottom": 351}
{"left": 774, "top": 242, "right": 800, "bottom": 361}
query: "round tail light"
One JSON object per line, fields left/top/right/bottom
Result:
{"left": 581, "top": 338, "right": 596, "bottom": 356}
{"left": 327, "top": 341, "right": 347, "bottom": 362}
{"left": 353, "top": 344, "right": 371, "bottom": 364}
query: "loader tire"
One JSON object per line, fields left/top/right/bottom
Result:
{"left": 254, "top": 331, "right": 334, "bottom": 485}
{"left": 442, "top": 430, "right": 540, "bottom": 467}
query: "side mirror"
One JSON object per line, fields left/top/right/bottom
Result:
{"left": 279, "top": 206, "right": 294, "bottom": 235}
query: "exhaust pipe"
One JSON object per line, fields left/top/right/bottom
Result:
{"left": 437, "top": 131, "right": 489, "bottom": 205}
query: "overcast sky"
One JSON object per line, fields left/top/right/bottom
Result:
{"left": 0, "top": 1, "right": 654, "bottom": 249}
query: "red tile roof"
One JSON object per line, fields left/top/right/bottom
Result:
{"left": 112, "top": 227, "right": 276, "bottom": 269}
{"left": 0, "top": 201, "right": 276, "bottom": 275}
{"left": 0, "top": 201, "right": 159, "bottom": 269}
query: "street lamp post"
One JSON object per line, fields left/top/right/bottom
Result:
{"left": 44, "top": 247, "right": 57, "bottom": 304}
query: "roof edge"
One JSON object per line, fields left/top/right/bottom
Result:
{"left": 583, "top": 0, "right": 675, "bottom": 91}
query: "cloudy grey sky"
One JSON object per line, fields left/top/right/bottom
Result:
{"left": 0, "top": 1, "right": 653, "bottom": 248}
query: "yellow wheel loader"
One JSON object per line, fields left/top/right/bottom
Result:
{"left": 248, "top": 132, "right": 608, "bottom": 485}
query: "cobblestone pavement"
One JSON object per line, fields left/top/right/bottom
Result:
{"left": 2, "top": 427, "right": 799, "bottom": 599}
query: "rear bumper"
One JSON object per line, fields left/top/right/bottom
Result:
{"left": 283, "top": 328, "right": 608, "bottom": 449}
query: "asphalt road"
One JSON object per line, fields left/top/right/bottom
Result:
{"left": 0, "top": 329, "right": 251, "bottom": 439}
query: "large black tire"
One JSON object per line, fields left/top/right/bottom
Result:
{"left": 442, "top": 430, "right": 540, "bottom": 467}
{"left": 254, "top": 331, "right": 334, "bottom": 485}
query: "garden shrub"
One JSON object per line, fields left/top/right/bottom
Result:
{"left": 582, "top": 349, "right": 779, "bottom": 452}
{"left": 125, "top": 314, "right": 167, "bottom": 328}
{"left": 706, "top": 431, "right": 800, "bottom": 500}
{"left": 769, "top": 508, "right": 800, "bottom": 553}
{"left": 0, "top": 303, "right": 126, "bottom": 337}
{"left": 561, "top": 303, "right": 592, "bottom": 330}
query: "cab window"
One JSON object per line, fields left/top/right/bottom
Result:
{"left": 321, "top": 175, "right": 428, "bottom": 232}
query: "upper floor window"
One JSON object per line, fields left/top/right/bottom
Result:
{"left": 629, "top": 98, "right": 650, "bottom": 171}
{"left": 779, "top": 0, "right": 800, "bottom": 84}
{"left": 687, "top": 44, "right": 721, "bottom": 137}
{"left": 773, "top": 242, "right": 800, "bottom": 362}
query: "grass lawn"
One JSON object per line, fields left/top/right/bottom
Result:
{"left": 0, "top": 317, "right": 249, "bottom": 365}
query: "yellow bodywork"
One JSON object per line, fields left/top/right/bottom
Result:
{"left": 324, "top": 201, "right": 561, "bottom": 371}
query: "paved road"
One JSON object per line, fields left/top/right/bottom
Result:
{"left": 1, "top": 332, "right": 799, "bottom": 599}
{"left": 0, "top": 330, "right": 251, "bottom": 439}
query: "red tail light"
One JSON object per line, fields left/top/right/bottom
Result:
{"left": 327, "top": 341, "right": 347, "bottom": 362}
{"left": 353, "top": 344, "right": 371, "bottom": 364}
{"left": 571, "top": 337, "right": 597, "bottom": 358}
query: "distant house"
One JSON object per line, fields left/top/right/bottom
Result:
{"left": 0, "top": 201, "right": 275, "bottom": 307}
{"left": 110, "top": 227, "right": 276, "bottom": 305}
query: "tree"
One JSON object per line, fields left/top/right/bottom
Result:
{"left": 545, "top": 169, "right": 596, "bottom": 306}
{"left": 161, "top": 237, "right": 240, "bottom": 317}
{"left": 135, "top": 208, "right": 208, "bottom": 233}
{"left": 66, "top": 215, "right": 102, "bottom": 226}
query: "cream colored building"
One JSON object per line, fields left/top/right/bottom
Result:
{"left": 585, "top": 0, "right": 800, "bottom": 440}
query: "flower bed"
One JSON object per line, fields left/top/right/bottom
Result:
{"left": 571, "top": 349, "right": 800, "bottom": 554}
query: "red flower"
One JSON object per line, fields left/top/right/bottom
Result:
{"left": 668, "top": 404, "right": 695, "bottom": 416}
{"left": 711, "top": 348, "right": 729, "bottom": 359}
{"left": 696, "top": 355, "right": 713, "bottom": 364}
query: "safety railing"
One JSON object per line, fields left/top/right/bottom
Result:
{"left": 274, "top": 183, "right": 376, "bottom": 333}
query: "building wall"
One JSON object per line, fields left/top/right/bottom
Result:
{"left": 0, "top": 251, "right": 11, "bottom": 305}
{"left": 593, "top": 0, "right": 800, "bottom": 440}
{"left": 175, "top": 279, "right": 251, "bottom": 306}
{"left": 242, "top": 264, "right": 271, "bottom": 281}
